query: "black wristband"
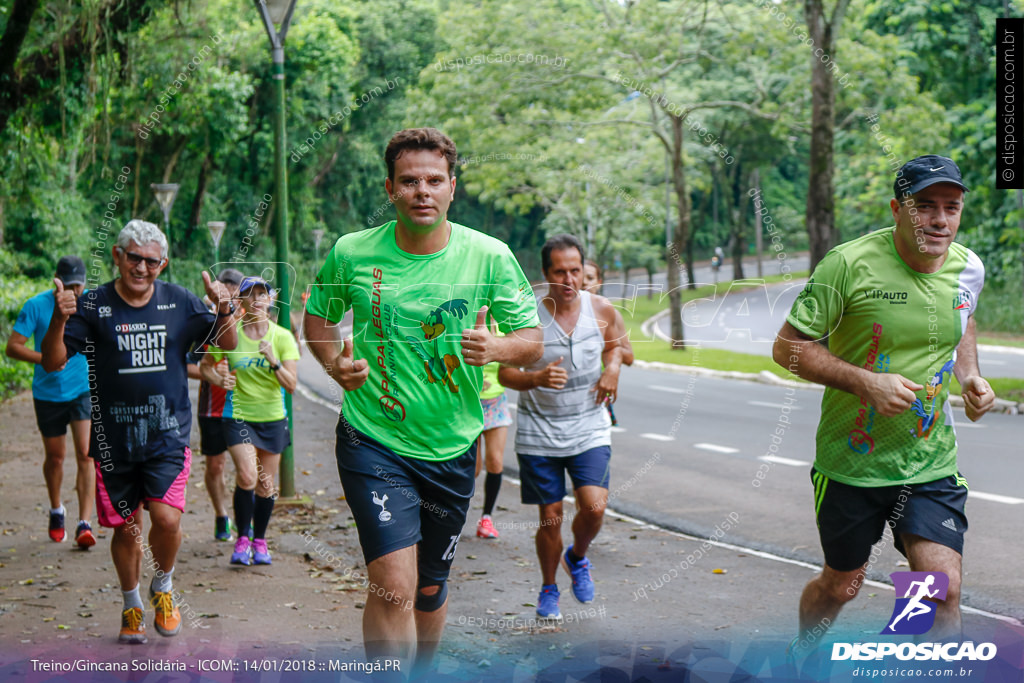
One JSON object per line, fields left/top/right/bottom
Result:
{"left": 216, "top": 303, "right": 236, "bottom": 318}
{"left": 269, "top": 361, "right": 282, "bottom": 372}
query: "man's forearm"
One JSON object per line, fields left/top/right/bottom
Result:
{"left": 601, "top": 345, "right": 622, "bottom": 374}
{"left": 775, "top": 333, "right": 870, "bottom": 399}
{"left": 493, "top": 327, "right": 543, "bottom": 366}
{"left": 953, "top": 317, "right": 981, "bottom": 381}
{"left": 497, "top": 367, "right": 537, "bottom": 392}
{"left": 303, "top": 312, "right": 342, "bottom": 371}
{"left": 5, "top": 341, "right": 41, "bottom": 365}
{"left": 212, "top": 315, "right": 238, "bottom": 351}
{"left": 41, "top": 316, "right": 68, "bottom": 372}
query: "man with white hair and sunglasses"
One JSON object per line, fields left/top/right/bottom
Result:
{"left": 43, "top": 219, "right": 237, "bottom": 644}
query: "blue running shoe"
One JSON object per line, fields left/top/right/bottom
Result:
{"left": 230, "top": 537, "right": 253, "bottom": 566}
{"left": 561, "top": 546, "right": 594, "bottom": 603}
{"left": 536, "top": 584, "right": 562, "bottom": 619}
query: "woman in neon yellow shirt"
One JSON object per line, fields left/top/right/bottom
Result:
{"left": 475, "top": 323, "right": 511, "bottom": 539}
{"left": 202, "top": 277, "right": 299, "bottom": 566}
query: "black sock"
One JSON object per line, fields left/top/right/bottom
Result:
{"left": 568, "top": 548, "right": 584, "bottom": 564}
{"left": 482, "top": 472, "right": 502, "bottom": 516}
{"left": 233, "top": 486, "right": 255, "bottom": 538}
{"left": 253, "top": 494, "right": 275, "bottom": 540}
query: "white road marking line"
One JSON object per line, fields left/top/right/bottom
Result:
{"left": 968, "top": 491, "right": 1024, "bottom": 505}
{"left": 651, "top": 385, "right": 688, "bottom": 394}
{"left": 759, "top": 455, "right": 810, "bottom": 467}
{"left": 955, "top": 422, "right": 985, "bottom": 429}
{"left": 640, "top": 433, "right": 675, "bottom": 442}
{"left": 693, "top": 442, "right": 739, "bottom": 453}
{"left": 747, "top": 400, "right": 802, "bottom": 410}
{"left": 610, "top": 426, "right": 627, "bottom": 433}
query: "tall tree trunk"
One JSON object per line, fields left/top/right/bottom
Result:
{"left": 0, "top": 0, "right": 41, "bottom": 136}
{"left": 667, "top": 114, "right": 691, "bottom": 348}
{"left": 804, "top": 0, "right": 851, "bottom": 269}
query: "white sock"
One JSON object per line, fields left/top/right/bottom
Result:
{"left": 50, "top": 505, "right": 65, "bottom": 515}
{"left": 122, "top": 585, "right": 143, "bottom": 611}
{"left": 151, "top": 567, "right": 174, "bottom": 594}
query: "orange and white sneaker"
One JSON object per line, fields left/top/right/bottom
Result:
{"left": 149, "top": 590, "right": 181, "bottom": 637}
{"left": 118, "top": 607, "right": 147, "bottom": 644}
{"left": 476, "top": 516, "right": 499, "bottom": 539}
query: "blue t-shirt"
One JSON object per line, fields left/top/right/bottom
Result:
{"left": 13, "top": 289, "right": 89, "bottom": 402}
{"left": 64, "top": 280, "right": 218, "bottom": 462}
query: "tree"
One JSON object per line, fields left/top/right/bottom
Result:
{"left": 805, "top": 0, "right": 852, "bottom": 269}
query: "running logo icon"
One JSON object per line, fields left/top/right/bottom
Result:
{"left": 881, "top": 571, "right": 949, "bottom": 635}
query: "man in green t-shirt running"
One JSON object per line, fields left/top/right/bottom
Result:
{"left": 303, "top": 128, "right": 542, "bottom": 673}
{"left": 774, "top": 155, "right": 995, "bottom": 649}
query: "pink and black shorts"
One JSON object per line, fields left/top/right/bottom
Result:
{"left": 95, "top": 447, "right": 191, "bottom": 527}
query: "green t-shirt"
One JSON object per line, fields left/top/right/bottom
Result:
{"left": 209, "top": 319, "right": 300, "bottom": 423}
{"left": 306, "top": 221, "right": 539, "bottom": 461}
{"left": 480, "top": 362, "right": 504, "bottom": 400}
{"left": 786, "top": 227, "right": 984, "bottom": 487}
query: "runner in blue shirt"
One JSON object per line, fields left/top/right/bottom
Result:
{"left": 6, "top": 256, "right": 95, "bottom": 547}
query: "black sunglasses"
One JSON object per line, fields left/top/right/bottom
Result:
{"left": 120, "top": 249, "right": 164, "bottom": 270}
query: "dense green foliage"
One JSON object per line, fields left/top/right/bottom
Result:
{"left": 0, "top": 0, "right": 1019, "bottom": 397}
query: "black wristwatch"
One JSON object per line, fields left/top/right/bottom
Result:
{"left": 269, "top": 361, "right": 282, "bottom": 372}
{"left": 216, "top": 302, "right": 236, "bottom": 318}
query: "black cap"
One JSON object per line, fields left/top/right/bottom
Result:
{"left": 56, "top": 256, "right": 86, "bottom": 286}
{"left": 894, "top": 155, "right": 969, "bottom": 199}
{"left": 216, "top": 268, "right": 245, "bottom": 286}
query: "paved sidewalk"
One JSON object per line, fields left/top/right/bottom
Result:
{"left": 0, "top": 356, "right": 1021, "bottom": 682}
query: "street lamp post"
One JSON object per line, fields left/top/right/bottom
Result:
{"left": 151, "top": 183, "right": 180, "bottom": 282}
{"left": 207, "top": 221, "right": 227, "bottom": 267}
{"left": 255, "top": 0, "right": 298, "bottom": 499}
{"left": 312, "top": 227, "right": 325, "bottom": 264}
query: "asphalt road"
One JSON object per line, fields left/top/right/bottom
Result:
{"left": 652, "top": 280, "right": 1024, "bottom": 378}
{"left": 296, "top": 349, "right": 1024, "bottom": 622}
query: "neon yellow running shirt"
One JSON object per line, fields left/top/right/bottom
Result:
{"left": 306, "top": 221, "right": 539, "bottom": 461}
{"left": 786, "top": 227, "right": 984, "bottom": 487}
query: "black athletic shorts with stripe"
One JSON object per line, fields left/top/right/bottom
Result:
{"left": 811, "top": 467, "right": 968, "bottom": 572}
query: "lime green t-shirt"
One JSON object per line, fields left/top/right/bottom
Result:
{"left": 305, "top": 221, "right": 539, "bottom": 461}
{"left": 480, "top": 362, "right": 504, "bottom": 400}
{"left": 786, "top": 227, "right": 985, "bottom": 487}
{"left": 209, "top": 319, "right": 300, "bottom": 422}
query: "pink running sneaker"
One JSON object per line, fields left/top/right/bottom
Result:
{"left": 476, "top": 516, "right": 499, "bottom": 539}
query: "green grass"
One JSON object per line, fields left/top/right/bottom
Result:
{"left": 949, "top": 376, "right": 1024, "bottom": 404}
{"left": 977, "top": 334, "right": 1024, "bottom": 349}
{"left": 615, "top": 271, "right": 808, "bottom": 379}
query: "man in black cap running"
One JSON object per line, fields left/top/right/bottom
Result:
{"left": 774, "top": 155, "right": 994, "bottom": 650}
{"left": 6, "top": 256, "right": 96, "bottom": 548}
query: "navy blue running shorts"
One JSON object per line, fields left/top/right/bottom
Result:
{"left": 34, "top": 392, "right": 91, "bottom": 438}
{"left": 811, "top": 467, "right": 968, "bottom": 572}
{"left": 334, "top": 412, "right": 476, "bottom": 583}
{"left": 517, "top": 445, "right": 612, "bottom": 505}
{"left": 198, "top": 416, "right": 227, "bottom": 456}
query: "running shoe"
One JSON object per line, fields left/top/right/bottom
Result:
{"left": 252, "top": 538, "right": 272, "bottom": 565}
{"left": 149, "top": 589, "right": 181, "bottom": 637}
{"left": 536, "top": 584, "right": 562, "bottom": 619}
{"left": 74, "top": 521, "right": 96, "bottom": 549}
{"left": 214, "top": 516, "right": 233, "bottom": 541}
{"left": 118, "top": 607, "right": 147, "bottom": 644}
{"left": 48, "top": 509, "right": 66, "bottom": 543}
{"left": 476, "top": 516, "right": 499, "bottom": 539}
{"left": 561, "top": 546, "right": 595, "bottom": 603}
{"left": 230, "top": 536, "right": 253, "bottom": 566}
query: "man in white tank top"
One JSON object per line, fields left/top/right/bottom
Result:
{"left": 499, "top": 234, "right": 628, "bottom": 619}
